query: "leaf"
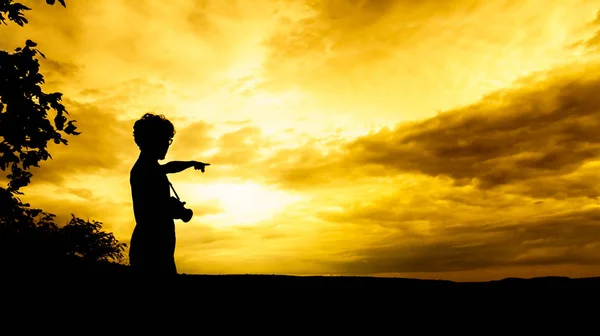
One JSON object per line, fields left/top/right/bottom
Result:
{"left": 58, "top": 0, "right": 66, "bottom": 8}
{"left": 46, "top": 0, "right": 56, "bottom": 4}
{"left": 25, "top": 40, "right": 37, "bottom": 47}
{"left": 14, "top": 4, "right": 32, "bottom": 11}
{"left": 54, "top": 114, "right": 66, "bottom": 130}
{"left": 64, "top": 120, "right": 80, "bottom": 135}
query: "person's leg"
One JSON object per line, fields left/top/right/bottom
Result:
{"left": 156, "top": 254, "right": 177, "bottom": 275}
{"left": 128, "top": 245, "right": 143, "bottom": 273}
{"left": 169, "top": 255, "right": 177, "bottom": 275}
{"left": 130, "top": 245, "right": 166, "bottom": 276}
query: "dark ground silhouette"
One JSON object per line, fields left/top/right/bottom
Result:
{"left": 14, "top": 260, "right": 599, "bottom": 290}
{"left": 171, "top": 273, "right": 600, "bottom": 290}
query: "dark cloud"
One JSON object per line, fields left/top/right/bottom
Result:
{"left": 28, "top": 99, "right": 136, "bottom": 185}
{"left": 261, "top": 1, "right": 397, "bottom": 92}
{"left": 38, "top": 58, "right": 80, "bottom": 87}
{"left": 258, "top": 136, "right": 353, "bottom": 190}
{"left": 64, "top": 187, "right": 95, "bottom": 201}
{"left": 233, "top": 58, "right": 600, "bottom": 210}
{"left": 40, "top": 58, "right": 79, "bottom": 77}
{"left": 327, "top": 207, "right": 600, "bottom": 274}
{"left": 338, "top": 62, "right": 600, "bottom": 195}
{"left": 502, "top": 170, "right": 600, "bottom": 200}
{"left": 310, "top": 0, "right": 399, "bottom": 27}
{"left": 260, "top": 0, "right": 485, "bottom": 92}
{"left": 76, "top": 78, "right": 168, "bottom": 109}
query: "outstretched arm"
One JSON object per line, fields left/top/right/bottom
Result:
{"left": 160, "top": 161, "right": 210, "bottom": 174}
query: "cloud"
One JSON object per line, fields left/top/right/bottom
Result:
{"left": 225, "top": 58, "right": 600, "bottom": 198}
{"left": 38, "top": 58, "right": 80, "bottom": 88}
{"left": 21, "top": 183, "right": 132, "bottom": 232}
{"left": 183, "top": 57, "right": 600, "bottom": 197}
{"left": 308, "top": 171, "right": 600, "bottom": 275}
{"left": 167, "top": 119, "right": 215, "bottom": 159}
{"left": 341, "top": 61, "right": 600, "bottom": 194}
{"left": 326, "top": 205, "right": 600, "bottom": 274}
{"left": 27, "top": 98, "right": 136, "bottom": 186}
{"left": 257, "top": 135, "right": 352, "bottom": 189}
{"left": 262, "top": 0, "right": 456, "bottom": 78}
{"left": 209, "top": 126, "right": 269, "bottom": 165}
{"left": 256, "top": 0, "right": 600, "bottom": 133}
{"left": 582, "top": 10, "right": 600, "bottom": 50}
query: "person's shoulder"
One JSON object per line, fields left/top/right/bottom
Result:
{"left": 131, "top": 159, "right": 159, "bottom": 179}
{"left": 130, "top": 159, "right": 148, "bottom": 179}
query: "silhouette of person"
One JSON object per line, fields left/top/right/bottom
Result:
{"left": 129, "top": 113, "right": 209, "bottom": 276}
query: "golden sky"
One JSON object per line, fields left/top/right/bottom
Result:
{"left": 2, "top": 0, "right": 600, "bottom": 281}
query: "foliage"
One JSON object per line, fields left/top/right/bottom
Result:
{"left": 0, "top": 0, "right": 127, "bottom": 270}
{"left": 0, "top": 187, "right": 126, "bottom": 266}
{"left": 0, "top": 0, "right": 77, "bottom": 194}
{"left": 62, "top": 215, "right": 126, "bottom": 263}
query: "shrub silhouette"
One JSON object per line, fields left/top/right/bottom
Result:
{"left": 0, "top": 0, "right": 126, "bottom": 273}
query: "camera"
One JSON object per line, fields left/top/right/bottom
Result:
{"left": 168, "top": 196, "right": 193, "bottom": 223}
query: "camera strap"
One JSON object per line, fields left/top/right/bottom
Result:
{"left": 167, "top": 180, "right": 181, "bottom": 201}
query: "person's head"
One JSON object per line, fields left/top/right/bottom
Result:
{"left": 133, "top": 113, "right": 175, "bottom": 160}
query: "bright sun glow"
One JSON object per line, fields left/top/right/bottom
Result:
{"left": 196, "top": 182, "right": 303, "bottom": 226}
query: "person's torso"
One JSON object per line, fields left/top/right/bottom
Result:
{"left": 130, "top": 157, "right": 175, "bottom": 230}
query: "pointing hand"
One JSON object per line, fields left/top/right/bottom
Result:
{"left": 193, "top": 161, "right": 210, "bottom": 173}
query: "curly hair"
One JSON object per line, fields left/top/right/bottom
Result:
{"left": 133, "top": 113, "right": 175, "bottom": 150}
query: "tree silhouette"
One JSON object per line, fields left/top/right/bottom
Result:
{"left": 1, "top": 0, "right": 77, "bottom": 194}
{"left": 0, "top": 0, "right": 127, "bottom": 272}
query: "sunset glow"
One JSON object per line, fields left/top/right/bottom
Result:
{"left": 3, "top": 0, "right": 600, "bottom": 280}
{"left": 188, "top": 182, "right": 304, "bottom": 226}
